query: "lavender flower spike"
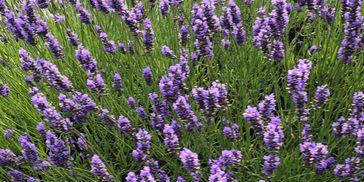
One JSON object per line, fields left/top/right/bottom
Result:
{"left": 114, "top": 73, "right": 123, "bottom": 94}
{"left": 143, "top": 66, "right": 153, "bottom": 86}
{"left": 75, "top": 2, "right": 92, "bottom": 24}
{"left": 243, "top": 106, "right": 264, "bottom": 135}
{"left": 161, "top": 45, "right": 177, "bottom": 59}
{"left": 0, "top": 84, "right": 10, "bottom": 98}
{"left": 18, "top": 135, "right": 39, "bottom": 163}
{"left": 45, "top": 130, "right": 72, "bottom": 168}
{"left": 180, "top": 148, "right": 200, "bottom": 181}
{"left": 314, "top": 85, "right": 330, "bottom": 108}
{"left": 45, "top": 32, "right": 64, "bottom": 59}
{"left": 90, "top": 154, "right": 114, "bottom": 182}
{"left": 142, "top": 18, "right": 155, "bottom": 53}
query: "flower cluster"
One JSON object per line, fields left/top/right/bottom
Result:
{"left": 173, "top": 95, "right": 202, "bottom": 132}
{"left": 287, "top": 59, "right": 312, "bottom": 122}
{"left": 338, "top": 0, "right": 363, "bottom": 63}
{"left": 58, "top": 92, "right": 97, "bottom": 122}
{"left": 192, "top": 81, "right": 228, "bottom": 119}
{"left": 253, "top": 0, "right": 289, "bottom": 61}
{"left": 132, "top": 128, "right": 152, "bottom": 163}
{"left": 90, "top": 154, "right": 114, "bottom": 182}
{"left": 32, "top": 92, "right": 72, "bottom": 132}
{"left": 209, "top": 149, "right": 242, "bottom": 181}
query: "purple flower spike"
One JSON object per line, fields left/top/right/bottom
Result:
{"left": 37, "top": 0, "right": 49, "bottom": 9}
{"left": 87, "top": 74, "right": 107, "bottom": 95}
{"left": 132, "top": 128, "right": 151, "bottom": 163}
{"left": 66, "top": 29, "right": 80, "bottom": 46}
{"left": 143, "top": 67, "right": 153, "bottom": 86}
{"left": 125, "top": 172, "right": 138, "bottom": 182}
{"left": 160, "top": 0, "right": 169, "bottom": 16}
{"left": 127, "top": 96, "right": 136, "bottom": 108}
{"left": 243, "top": 106, "right": 264, "bottom": 135}
{"left": 258, "top": 93, "right": 276, "bottom": 119}
{"left": 161, "top": 45, "right": 177, "bottom": 58}
{"left": 180, "top": 148, "right": 200, "bottom": 181}
{"left": 75, "top": 2, "right": 92, "bottom": 24}
{"left": 136, "top": 106, "right": 148, "bottom": 121}
{"left": 118, "top": 116, "right": 134, "bottom": 135}
{"left": 3, "top": 129, "right": 13, "bottom": 138}
{"left": 314, "top": 85, "right": 330, "bottom": 108}
{"left": 0, "top": 84, "right": 9, "bottom": 98}
{"left": 262, "top": 153, "right": 280, "bottom": 176}
{"left": 32, "top": 93, "right": 72, "bottom": 132}
{"left": 263, "top": 116, "right": 284, "bottom": 150}
{"left": 287, "top": 59, "right": 313, "bottom": 122}
{"left": 37, "top": 58, "right": 74, "bottom": 92}
{"left": 337, "top": 0, "right": 363, "bottom": 63}
{"left": 45, "top": 33, "right": 64, "bottom": 59}
{"left": 18, "top": 135, "right": 39, "bottom": 163}
{"left": 90, "top": 154, "right": 114, "bottom": 182}
{"left": 142, "top": 19, "right": 155, "bottom": 53}
{"left": 0, "top": 148, "right": 19, "bottom": 167}
{"left": 114, "top": 73, "right": 123, "bottom": 94}
{"left": 163, "top": 124, "right": 180, "bottom": 153}
{"left": 173, "top": 95, "right": 202, "bottom": 132}
{"left": 118, "top": 42, "right": 126, "bottom": 54}
{"left": 45, "top": 130, "right": 72, "bottom": 168}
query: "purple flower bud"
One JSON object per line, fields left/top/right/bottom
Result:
{"left": 258, "top": 93, "right": 276, "bottom": 119}
{"left": 142, "top": 19, "right": 155, "bottom": 53}
{"left": 7, "top": 169, "right": 25, "bottom": 181}
{"left": 132, "top": 128, "right": 151, "bottom": 162}
{"left": 263, "top": 116, "right": 284, "bottom": 150}
{"left": 221, "top": 39, "right": 230, "bottom": 49}
{"left": 127, "top": 96, "right": 136, "bottom": 108}
{"left": 118, "top": 116, "right": 134, "bottom": 135}
{"left": 0, "top": 84, "right": 9, "bottom": 98}
{"left": 161, "top": 45, "right": 177, "bottom": 58}
{"left": 262, "top": 153, "right": 280, "bottom": 176}
{"left": 90, "top": 154, "right": 114, "bottom": 182}
{"left": 118, "top": 42, "right": 126, "bottom": 54}
{"left": 179, "top": 25, "right": 189, "bottom": 47}
{"left": 37, "top": 0, "right": 49, "bottom": 9}
{"left": 36, "top": 122, "right": 46, "bottom": 139}
{"left": 140, "top": 166, "right": 155, "bottom": 181}
{"left": 75, "top": 45, "right": 98, "bottom": 76}
{"left": 49, "top": 14, "right": 65, "bottom": 23}
{"left": 160, "top": 0, "right": 169, "bottom": 16}
{"left": 66, "top": 29, "right": 80, "bottom": 46}
{"left": 287, "top": 59, "right": 313, "bottom": 122}
{"left": 37, "top": 58, "right": 74, "bottom": 92}
{"left": 309, "top": 45, "right": 318, "bottom": 53}
{"left": 125, "top": 172, "right": 138, "bottom": 182}
{"left": 136, "top": 106, "right": 148, "bottom": 121}
{"left": 143, "top": 67, "right": 153, "bottom": 86}
{"left": 3, "top": 129, "right": 13, "bottom": 138}
{"left": 114, "top": 73, "right": 123, "bottom": 94}
{"left": 77, "top": 133, "right": 88, "bottom": 153}
{"left": 75, "top": 2, "right": 92, "bottom": 24}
